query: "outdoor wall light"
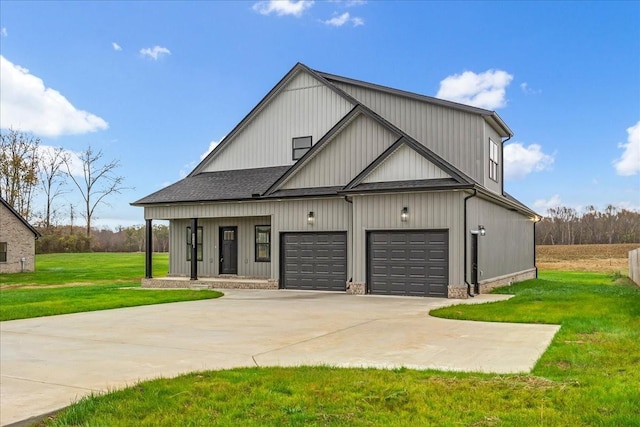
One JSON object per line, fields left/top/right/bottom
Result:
{"left": 401, "top": 207, "right": 409, "bottom": 222}
{"left": 307, "top": 211, "right": 315, "bottom": 225}
{"left": 470, "top": 225, "right": 486, "bottom": 236}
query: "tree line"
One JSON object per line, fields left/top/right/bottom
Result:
{"left": 1, "top": 128, "right": 130, "bottom": 246}
{"left": 536, "top": 205, "right": 640, "bottom": 245}
{"left": 36, "top": 224, "right": 169, "bottom": 254}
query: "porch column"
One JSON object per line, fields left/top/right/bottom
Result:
{"left": 190, "top": 218, "right": 198, "bottom": 280}
{"left": 145, "top": 219, "right": 153, "bottom": 279}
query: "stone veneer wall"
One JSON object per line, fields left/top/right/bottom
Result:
{"left": 142, "top": 277, "right": 279, "bottom": 290}
{"left": 629, "top": 248, "right": 640, "bottom": 287}
{"left": 0, "top": 203, "right": 36, "bottom": 274}
{"left": 477, "top": 268, "right": 537, "bottom": 294}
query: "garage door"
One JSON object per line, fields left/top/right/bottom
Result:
{"left": 368, "top": 230, "right": 448, "bottom": 297}
{"left": 281, "top": 232, "right": 347, "bottom": 291}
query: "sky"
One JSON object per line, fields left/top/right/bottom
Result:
{"left": 1, "top": 0, "right": 638, "bottom": 229}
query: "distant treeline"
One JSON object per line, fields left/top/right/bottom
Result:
{"left": 36, "top": 224, "right": 168, "bottom": 254}
{"left": 536, "top": 205, "right": 640, "bottom": 245}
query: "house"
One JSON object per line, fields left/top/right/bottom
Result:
{"left": 133, "top": 63, "right": 539, "bottom": 298}
{"left": 0, "top": 197, "right": 41, "bottom": 273}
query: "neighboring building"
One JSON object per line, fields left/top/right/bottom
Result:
{"left": 0, "top": 197, "right": 41, "bottom": 273}
{"left": 133, "top": 63, "right": 539, "bottom": 298}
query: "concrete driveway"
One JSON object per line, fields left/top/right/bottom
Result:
{"left": 0, "top": 290, "right": 560, "bottom": 426}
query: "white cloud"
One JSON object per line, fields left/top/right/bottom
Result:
{"left": 1, "top": 27, "right": 7, "bottom": 37}
{"left": 139, "top": 45, "right": 171, "bottom": 60}
{"left": 613, "top": 121, "right": 640, "bottom": 176}
{"left": 520, "top": 82, "right": 540, "bottom": 95}
{"left": 533, "top": 194, "right": 562, "bottom": 212}
{"left": 253, "top": 0, "right": 314, "bottom": 17}
{"left": 112, "top": 42, "right": 122, "bottom": 51}
{"left": 322, "top": 12, "right": 363, "bottom": 27}
{"left": 0, "top": 55, "right": 109, "bottom": 137}
{"left": 200, "top": 138, "right": 224, "bottom": 160}
{"left": 503, "top": 142, "right": 554, "bottom": 180}
{"left": 436, "top": 69, "right": 513, "bottom": 110}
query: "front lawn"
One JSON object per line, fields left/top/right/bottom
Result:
{"left": 0, "top": 252, "right": 168, "bottom": 287}
{"left": 0, "top": 284, "right": 222, "bottom": 321}
{"left": 38, "top": 271, "right": 640, "bottom": 426}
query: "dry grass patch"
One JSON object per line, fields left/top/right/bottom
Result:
{"left": 537, "top": 243, "right": 638, "bottom": 274}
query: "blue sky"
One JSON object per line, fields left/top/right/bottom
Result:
{"left": 1, "top": 1, "right": 638, "bottom": 228}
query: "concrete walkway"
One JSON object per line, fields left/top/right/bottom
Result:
{"left": 0, "top": 290, "right": 560, "bottom": 426}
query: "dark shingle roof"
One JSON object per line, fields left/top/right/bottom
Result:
{"left": 132, "top": 166, "right": 290, "bottom": 205}
{"left": 343, "top": 178, "right": 470, "bottom": 194}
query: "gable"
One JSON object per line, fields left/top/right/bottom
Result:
{"left": 281, "top": 112, "right": 399, "bottom": 189}
{"left": 201, "top": 69, "right": 353, "bottom": 173}
{"left": 362, "top": 144, "right": 450, "bottom": 183}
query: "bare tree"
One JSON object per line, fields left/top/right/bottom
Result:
{"left": 0, "top": 128, "right": 40, "bottom": 219}
{"left": 64, "top": 145, "right": 130, "bottom": 240}
{"left": 39, "top": 147, "right": 69, "bottom": 228}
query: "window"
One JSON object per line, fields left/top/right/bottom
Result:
{"left": 489, "top": 139, "right": 499, "bottom": 181}
{"left": 292, "top": 136, "right": 312, "bottom": 160}
{"left": 0, "top": 242, "right": 6, "bottom": 263}
{"left": 255, "top": 226, "right": 271, "bottom": 262}
{"left": 186, "top": 226, "right": 203, "bottom": 261}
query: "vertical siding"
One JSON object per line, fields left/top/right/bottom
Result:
{"left": 333, "top": 81, "right": 485, "bottom": 183}
{"left": 363, "top": 144, "right": 450, "bottom": 183}
{"left": 351, "top": 192, "right": 465, "bottom": 286}
{"left": 467, "top": 197, "right": 535, "bottom": 281}
{"left": 153, "top": 198, "right": 352, "bottom": 280}
{"left": 203, "top": 71, "right": 353, "bottom": 172}
{"left": 282, "top": 113, "right": 398, "bottom": 188}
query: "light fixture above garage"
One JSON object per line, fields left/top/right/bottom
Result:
{"left": 307, "top": 211, "right": 315, "bottom": 225}
{"left": 470, "top": 225, "right": 486, "bottom": 236}
{"left": 401, "top": 207, "right": 408, "bottom": 222}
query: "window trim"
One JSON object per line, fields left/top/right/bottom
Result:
{"left": 292, "top": 136, "right": 312, "bottom": 160}
{"left": 0, "top": 242, "right": 7, "bottom": 263}
{"left": 489, "top": 138, "right": 499, "bottom": 182}
{"left": 255, "top": 225, "right": 271, "bottom": 262}
{"left": 186, "top": 226, "right": 203, "bottom": 262}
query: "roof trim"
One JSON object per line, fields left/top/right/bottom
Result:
{"left": 0, "top": 197, "right": 41, "bottom": 238}
{"left": 317, "top": 69, "right": 513, "bottom": 138}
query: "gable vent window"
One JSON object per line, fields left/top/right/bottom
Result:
{"left": 489, "top": 139, "right": 499, "bottom": 182}
{"left": 292, "top": 136, "right": 312, "bottom": 160}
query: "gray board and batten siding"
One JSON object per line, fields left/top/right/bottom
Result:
{"left": 327, "top": 79, "right": 506, "bottom": 192}
{"left": 201, "top": 71, "right": 353, "bottom": 173}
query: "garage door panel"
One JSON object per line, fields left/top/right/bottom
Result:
{"left": 282, "top": 232, "right": 347, "bottom": 291}
{"left": 368, "top": 230, "right": 448, "bottom": 297}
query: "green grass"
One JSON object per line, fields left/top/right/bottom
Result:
{"left": 38, "top": 271, "right": 640, "bottom": 426}
{"left": 0, "top": 252, "right": 169, "bottom": 287}
{"left": 0, "top": 284, "right": 222, "bottom": 321}
{"left": 0, "top": 253, "right": 222, "bottom": 321}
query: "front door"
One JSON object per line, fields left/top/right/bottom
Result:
{"left": 219, "top": 226, "right": 238, "bottom": 274}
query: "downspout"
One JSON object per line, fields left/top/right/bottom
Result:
{"left": 500, "top": 134, "right": 512, "bottom": 196}
{"left": 463, "top": 189, "right": 477, "bottom": 297}
{"left": 344, "top": 196, "right": 354, "bottom": 289}
{"left": 533, "top": 215, "right": 542, "bottom": 278}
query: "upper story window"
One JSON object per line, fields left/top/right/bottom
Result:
{"left": 489, "top": 139, "right": 499, "bottom": 182}
{"left": 292, "top": 136, "right": 312, "bottom": 160}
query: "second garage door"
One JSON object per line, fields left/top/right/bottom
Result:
{"left": 368, "top": 230, "right": 449, "bottom": 297}
{"left": 281, "top": 232, "right": 347, "bottom": 291}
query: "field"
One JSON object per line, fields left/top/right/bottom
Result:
{"left": 536, "top": 243, "right": 637, "bottom": 274}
